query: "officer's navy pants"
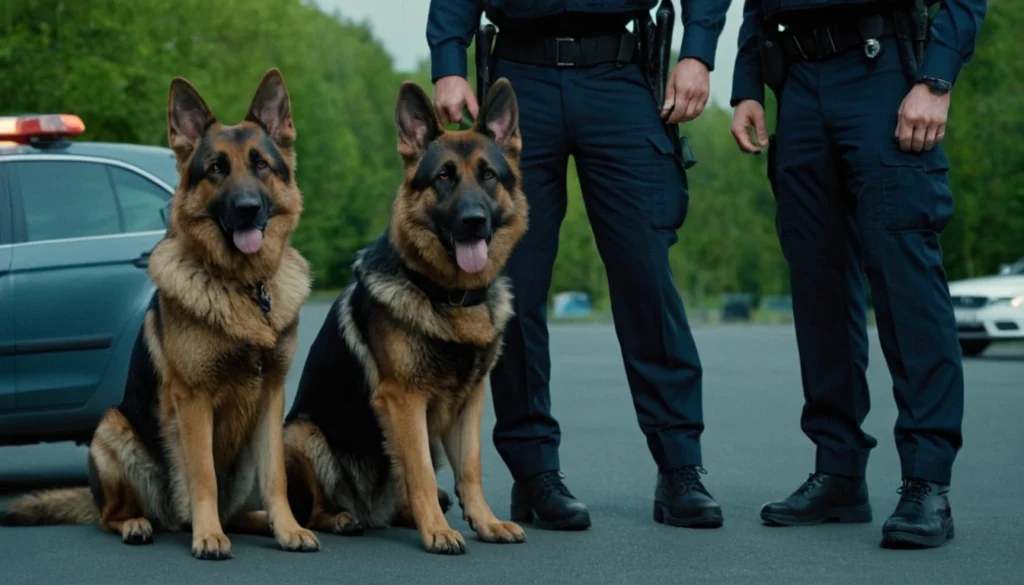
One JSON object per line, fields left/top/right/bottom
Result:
{"left": 487, "top": 57, "right": 704, "bottom": 480}
{"left": 769, "top": 36, "right": 964, "bottom": 485}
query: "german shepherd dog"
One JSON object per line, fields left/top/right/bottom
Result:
{"left": 281, "top": 79, "right": 528, "bottom": 555}
{"left": 0, "top": 69, "right": 320, "bottom": 560}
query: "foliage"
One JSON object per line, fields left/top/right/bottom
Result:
{"left": 1, "top": 0, "right": 1018, "bottom": 305}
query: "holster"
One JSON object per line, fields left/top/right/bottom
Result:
{"left": 634, "top": 0, "right": 696, "bottom": 169}
{"left": 892, "top": 0, "right": 929, "bottom": 85}
{"left": 475, "top": 24, "right": 497, "bottom": 104}
{"left": 759, "top": 33, "right": 787, "bottom": 96}
{"left": 461, "top": 24, "right": 497, "bottom": 128}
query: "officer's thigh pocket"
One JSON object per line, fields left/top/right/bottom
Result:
{"left": 645, "top": 130, "right": 690, "bottom": 231}
{"left": 878, "top": 147, "right": 954, "bottom": 233}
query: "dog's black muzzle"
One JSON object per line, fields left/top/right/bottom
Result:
{"left": 451, "top": 196, "right": 493, "bottom": 243}
{"left": 213, "top": 190, "right": 271, "bottom": 234}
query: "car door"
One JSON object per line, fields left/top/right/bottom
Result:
{"left": 8, "top": 156, "right": 169, "bottom": 410}
{"left": 0, "top": 163, "right": 14, "bottom": 410}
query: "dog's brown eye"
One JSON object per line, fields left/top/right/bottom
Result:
{"left": 255, "top": 158, "right": 268, "bottom": 170}
{"left": 482, "top": 169, "right": 496, "bottom": 180}
{"left": 210, "top": 162, "right": 223, "bottom": 174}
{"left": 437, "top": 169, "right": 453, "bottom": 181}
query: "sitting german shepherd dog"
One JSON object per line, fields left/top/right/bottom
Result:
{"left": 1, "top": 69, "right": 319, "bottom": 560}
{"left": 282, "top": 79, "right": 528, "bottom": 554}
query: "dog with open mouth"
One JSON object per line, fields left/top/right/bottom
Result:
{"left": 281, "top": 78, "right": 530, "bottom": 555}
{"left": 1, "top": 68, "right": 319, "bottom": 561}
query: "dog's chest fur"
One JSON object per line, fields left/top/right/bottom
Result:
{"left": 144, "top": 236, "right": 309, "bottom": 460}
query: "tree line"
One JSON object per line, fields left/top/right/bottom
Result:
{"left": 2, "top": 0, "right": 1020, "bottom": 309}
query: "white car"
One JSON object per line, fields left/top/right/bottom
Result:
{"left": 947, "top": 257, "right": 1024, "bottom": 357}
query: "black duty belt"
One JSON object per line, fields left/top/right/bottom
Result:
{"left": 776, "top": 14, "right": 896, "bottom": 61}
{"left": 492, "top": 32, "right": 638, "bottom": 67}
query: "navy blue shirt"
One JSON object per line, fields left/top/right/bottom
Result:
{"left": 427, "top": 0, "right": 731, "bottom": 82}
{"left": 730, "top": 0, "right": 988, "bottom": 106}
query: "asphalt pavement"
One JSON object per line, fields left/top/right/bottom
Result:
{"left": 1, "top": 302, "right": 1021, "bottom": 585}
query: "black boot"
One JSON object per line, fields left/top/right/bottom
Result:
{"left": 760, "top": 472, "right": 873, "bottom": 526}
{"left": 653, "top": 466, "right": 724, "bottom": 528}
{"left": 880, "top": 478, "right": 955, "bottom": 548}
{"left": 510, "top": 470, "right": 591, "bottom": 530}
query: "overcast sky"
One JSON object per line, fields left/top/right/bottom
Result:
{"left": 312, "top": 0, "right": 745, "bottom": 108}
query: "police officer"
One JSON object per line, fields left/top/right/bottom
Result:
{"left": 427, "top": 0, "right": 730, "bottom": 530}
{"left": 729, "top": 0, "right": 986, "bottom": 548}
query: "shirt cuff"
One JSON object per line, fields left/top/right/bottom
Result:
{"left": 918, "top": 42, "right": 964, "bottom": 87}
{"left": 730, "top": 71, "right": 764, "bottom": 107}
{"left": 430, "top": 42, "right": 469, "bottom": 83}
{"left": 679, "top": 25, "right": 718, "bottom": 71}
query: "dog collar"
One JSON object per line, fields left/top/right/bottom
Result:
{"left": 252, "top": 282, "right": 272, "bottom": 315}
{"left": 404, "top": 268, "right": 489, "bottom": 308}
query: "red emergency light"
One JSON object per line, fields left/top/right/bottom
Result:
{"left": 0, "top": 114, "right": 86, "bottom": 146}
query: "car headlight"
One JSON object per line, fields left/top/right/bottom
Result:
{"left": 988, "top": 296, "right": 1024, "bottom": 308}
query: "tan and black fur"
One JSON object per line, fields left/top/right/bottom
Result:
{"left": 282, "top": 79, "right": 528, "bottom": 554}
{"left": 0, "top": 69, "right": 320, "bottom": 560}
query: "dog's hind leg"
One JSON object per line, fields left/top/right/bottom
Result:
{"left": 442, "top": 382, "right": 525, "bottom": 545}
{"left": 226, "top": 511, "right": 273, "bottom": 535}
{"left": 284, "top": 421, "right": 365, "bottom": 536}
{"left": 392, "top": 486, "right": 454, "bottom": 528}
{"left": 90, "top": 410, "right": 157, "bottom": 546}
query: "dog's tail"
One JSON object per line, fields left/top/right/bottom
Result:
{"left": 0, "top": 487, "right": 99, "bottom": 526}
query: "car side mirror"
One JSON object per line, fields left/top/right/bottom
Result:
{"left": 999, "top": 264, "right": 1011, "bottom": 275}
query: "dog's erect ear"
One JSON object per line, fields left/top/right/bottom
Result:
{"left": 474, "top": 78, "right": 519, "bottom": 151}
{"left": 167, "top": 77, "right": 215, "bottom": 159}
{"left": 395, "top": 81, "right": 443, "bottom": 158}
{"left": 246, "top": 68, "right": 295, "bottom": 148}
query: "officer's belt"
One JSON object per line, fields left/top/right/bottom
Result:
{"left": 776, "top": 15, "right": 896, "bottom": 61}
{"left": 492, "top": 32, "right": 637, "bottom": 67}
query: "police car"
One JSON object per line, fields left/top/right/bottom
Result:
{"left": 0, "top": 113, "right": 177, "bottom": 446}
{"left": 948, "top": 257, "right": 1024, "bottom": 357}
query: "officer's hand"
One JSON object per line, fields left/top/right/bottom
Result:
{"left": 895, "top": 83, "right": 950, "bottom": 152}
{"left": 730, "top": 100, "right": 769, "bottom": 154}
{"left": 662, "top": 58, "right": 710, "bottom": 124}
{"left": 434, "top": 76, "right": 479, "bottom": 126}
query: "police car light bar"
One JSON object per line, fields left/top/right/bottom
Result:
{"left": 0, "top": 114, "right": 86, "bottom": 144}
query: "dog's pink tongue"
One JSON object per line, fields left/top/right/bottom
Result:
{"left": 455, "top": 239, "right": 488, "bottom": 273}
{"left": 232, "top": 229, "right": 264, "bottom": 255}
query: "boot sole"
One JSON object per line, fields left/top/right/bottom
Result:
{"left": 881, "top": 521, "right": 955, "bottom": 549}
{"left": 511, "top": 504, "right": 591, "bottom": 531}
{"left": 653, "top": 502, "right": 724, "bottom": 528}
{"left": 761, "top": 503, "right": 873, "bottom": 526}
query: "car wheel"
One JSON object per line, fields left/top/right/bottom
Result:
{"left": 959, "top": 339, "right": 990, "bottom": 357}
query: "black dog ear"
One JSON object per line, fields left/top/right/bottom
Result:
{"left": 474, "top": 78, "right": 519, "bottom": 150}
{"left": 395, "top": 81, "right": 444, "bottom": 158}
{"left": 246, "top": 68, "right": 295, "bottom": 148}
{"left": 167, "top": 77, "right": 215, "bottom": 159}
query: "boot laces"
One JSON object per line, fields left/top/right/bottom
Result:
{"left": 897, "top": 478, "right": 932, "bottom": 504}
{"left": 666, "top": 466, "right": 710, "bottom": 494}
{"left": 794, "top": 472, "right": 829, "bottom": 497}
{"left": 531, "top": 470, "right": 572, "bottom": 500}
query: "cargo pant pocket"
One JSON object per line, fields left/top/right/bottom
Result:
{"left": 878, "top": 147, "right": 954, "bottom": 233}
{"left": 646, "top": 129, "right": 690, "bottom": 231}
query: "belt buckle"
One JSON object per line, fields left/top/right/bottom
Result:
{"left": 555, "top": 37, "right": 577, "bottom": 67}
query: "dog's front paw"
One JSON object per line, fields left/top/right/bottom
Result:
{"left": 192, "top": 531, "right": 232, "bottom": 560}
{"left": 473, "top": 519, "right": 526, "bottom": 544}
{"left": 276, "top": 525, "right": 320, "bottom": 552}
{"left": 422, "top": 527, "right": 467, "bottom": 555}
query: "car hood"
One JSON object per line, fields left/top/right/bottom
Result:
{"left": 947, "top": 275, "right": 1024, "bottom": 297}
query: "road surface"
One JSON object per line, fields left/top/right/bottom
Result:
{"left": 1, "top": 303, "right": 1021, "bottom": 584}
